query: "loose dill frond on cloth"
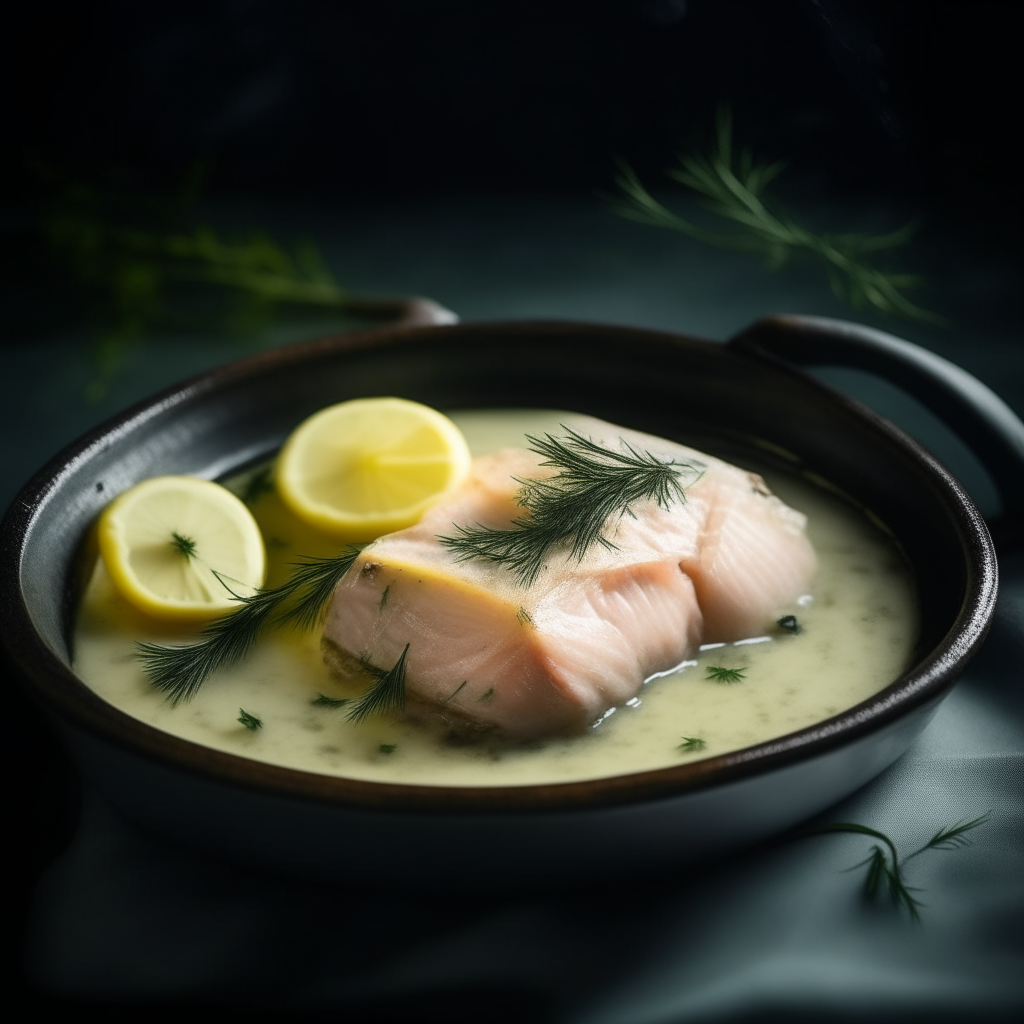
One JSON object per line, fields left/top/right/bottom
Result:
{"left": 705, "top": 665, "right": 745, "bottom": 683}
{"left": 346, "top": 645, "right": 410, "bottom": 724}
{"left": 608, "top": 107, "right": 942, "bottom": 324}
{"left": 802, "top": 812, "right": 990, "bottom": 921}
{"left": 440, "top": 428, "right": 702, "bottom": 587}
{"left": 137, "top": 546, "right": 363, "bottom": 705}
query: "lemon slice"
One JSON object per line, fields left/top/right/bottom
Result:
{"left": 97, "top": 476, "right": 266, "bottom": 621}
{"left": 276, "top": 397, "right": 472, "bottom": 540}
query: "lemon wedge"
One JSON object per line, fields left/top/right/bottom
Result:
{"left": 97, "top": 476, "right": 266, "bottom": 621}
{"left": 276, "top": 397, "right": 472, "bottom": 540}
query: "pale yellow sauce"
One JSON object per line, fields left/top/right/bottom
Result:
{"left": 72, "top": 410, "right": 918, "bottom": 786}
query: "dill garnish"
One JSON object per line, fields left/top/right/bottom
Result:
{"left": 803, "top": 812, "right": 990, "bottom": 921}
{"left": 705, "top": 665, "right": 745, "bottom": 683}
{"left": 677, "top": 736, "right": 706, "bottom": 753}
{"left": 478, "top": 687, "right": 495, "bottom": 702}
{"left": 240, "top": 467, "right": 274, "bottom": 506}
{"left": 909, "top": 813, "right": 992, "bottom": 855}
{"left": 379, "top": 743, "right": 397, "bottom": 754}
{"left": 311, "top": 693, "right": 349, "bottom": 708}
{"left": 608, "top": 107, "right": 942, "bottom": 324}
{"left": 440, "top": 427, "right": 701, "bottom": 587}
{"left": 776, "top": 615, "right": 802, "bottom": 634}
{"left": 238, "top": 708, "right": 262, "bottom": 731}
{"left": 137, "top": 545, "right": 363, "bottom": 705}
{"left": 345, "top": 644, "right": 410, "bottom": 724}
{"left": 516, "top": 607, "right": 534, "bottom": 626}
{"left": 379, "top": 585, "right": 391, "bottom": 610}
{"left": 170, "top": 531, "right": 197, "bottom": 559}
{"left": 441, "top": 680, "right": 468, "bottom": 705}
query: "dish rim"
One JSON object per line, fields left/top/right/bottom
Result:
{"left": 0, "top": 320, "right": 998, "bottom": 813}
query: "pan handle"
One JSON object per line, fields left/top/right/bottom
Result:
{"left": 728, "top": 314, "right": 1024, "bottom": 549}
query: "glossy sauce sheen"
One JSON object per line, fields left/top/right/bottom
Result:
{"left": 72, "top": 410, "right": 919, "bottom": 786}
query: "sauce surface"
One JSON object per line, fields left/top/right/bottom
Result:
{"left": 72, "top": 410, "right": 918, "bottom": 786}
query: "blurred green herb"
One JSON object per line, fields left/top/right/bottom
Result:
{"left": 608, "top": 107, "right": 943, "bottom": 324}
{"left": 240, "top": 467, "right": 275, "bottom": 506}
{"left": 705, "top": 665, "right": 745, "bottom": 684}
{"left": 39, "top": 165, "right": 351, "bottom": 399}
{"left": 677, "top": 736, "right": 706, "bottom": 754}
{"left": 804, "top": 812, "right": 990, "bottom": 921}
{"left": 312, "top": 693, "right": 350, "bottom": 708}
{"left": 238, "top": 708, "right": 263, "bottom": 731}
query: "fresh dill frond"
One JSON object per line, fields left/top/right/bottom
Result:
{"left": 608, "top": 107, "right": 943, "bottom": 324}
{"left": 907, "top": 812, "right": 991, "bottom": 857}
{"left": 311, "top": 693, "right": 349, "bottom": 708}
{"left": 137, "top": 545, "right": 363, "bottom": 705}
{"left": 802, "top": 813, "right": 990, "bottom": 920}
{"left": 860, "top": 845, "right": 889, "bottom": 901}
{"left": 379, "top": 743, "right": 397, "bottom": 754}
{"left": 277, "top": 549, "right": 365, "bottom": 632}
{"left": 440, "top": 427, "right": 702, "bottom": 586}
{"left": 238, "top": 708, "right": 262, "bottom": 731}
{"left": 705, "top": 665, "right": 746, "bottom": 683}
{"left": 677, "top": 736, "right": 706, "bottom": 753}
{"left": 346, "top": 644, "right": 410, "bottom": 724}
{"left": 170, "top": 531, "right": 197, "bottom": 559}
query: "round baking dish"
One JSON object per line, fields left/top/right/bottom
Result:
{"left": 3, "top": 314, "right": 1020, "bottom": 887}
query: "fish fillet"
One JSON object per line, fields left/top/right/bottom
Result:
{"left": 321, "top": 417, "right": 816, "bottom": 738}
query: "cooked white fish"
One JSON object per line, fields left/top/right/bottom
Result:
{"left": 322, "top": 418, "right": 816, "bottom": 738}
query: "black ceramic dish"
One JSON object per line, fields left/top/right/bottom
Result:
{"left": 2, "top": 315, "right": 1021, "bottom": 887}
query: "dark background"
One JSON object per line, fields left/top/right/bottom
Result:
{"left": 3, "top": 2, "right": 1021, "bottom": 1020}
{"left": 5, "top": 0, "right": 1020, "bottom": 228}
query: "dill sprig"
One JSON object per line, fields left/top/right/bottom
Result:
{"left": 311, "top": 693, "right": 349, "bottom": 708}
{"left": 440, "top": 428, "right": 701, "bottom": 587}
{"left": 906, "top": 812, "right": 992, "bottom": 857}
{"left": 240, "top": 467, "right": 275, "bottom": 506}
{"left": 346, "top": 644, "right": 410, "bottom": 724}
{"left": 804, "top": 812, "right": 990, "bottom": 921}
{"left": 170, "top": 531, "right": 197, "bottom": 559}
{"left": 705, "top": 665, "right": 745, "bottom": 683}
{"left": 237, "top": 708, "right": 263, "bottom": 731}
{"left": 608, "top": 107, "right": 942, "bottom": 324}
{"left": 137, "top": 545, "right": 363, "bottom": 705}
{"left": 39, "top": 167, "right": 352, "bottom": 399}
{"left": 677, "top": 736, "right": 707, "bottom": 753}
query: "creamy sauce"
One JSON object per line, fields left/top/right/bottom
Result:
{"left": 72, "top": 410, "right": 918, "bottom": 786}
